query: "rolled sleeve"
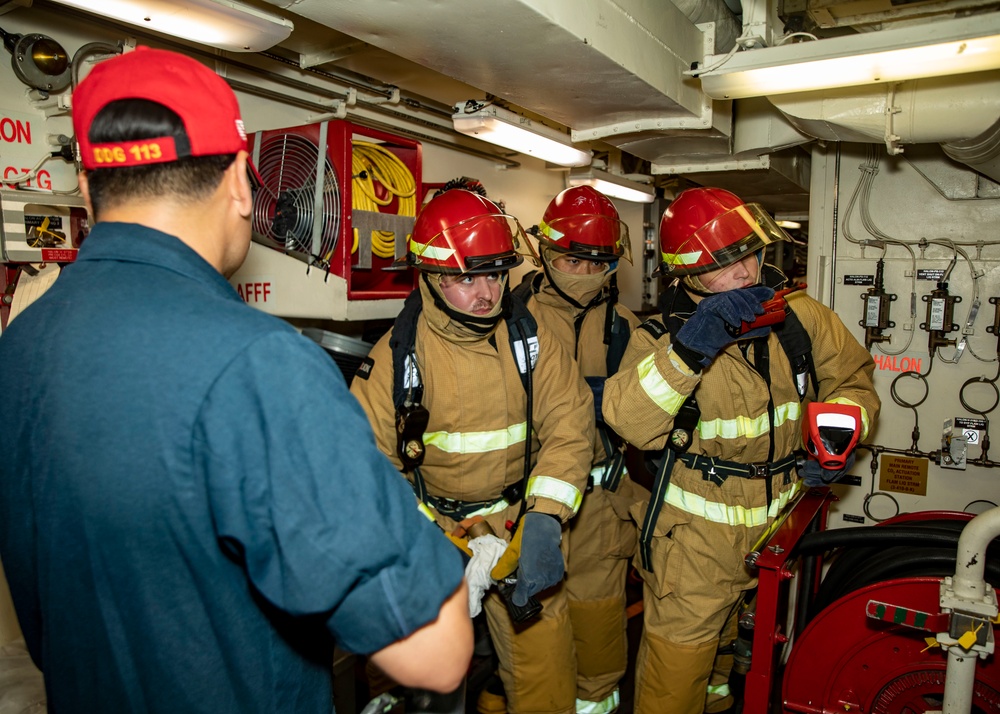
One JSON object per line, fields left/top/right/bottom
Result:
{"left": 194, "top": 332, "right": 464, "bottom": 655}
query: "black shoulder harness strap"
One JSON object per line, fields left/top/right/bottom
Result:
{"left": 389, "top": 286, "right": 539, "bottom": 506}
{"left": 604, "top": 276, "right": 631, "bottom": 375}
{"left": 773, "top": 307, "right": 819, "bottom": 401}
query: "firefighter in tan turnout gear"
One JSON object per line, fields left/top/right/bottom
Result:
{"left": 515, "top": 186, "right": 645, "bottom": 714}
{"left": 351, "top": 188, "right": 594, "bottom": 714}
{"left": 602, "top": 187, "right": 880, "bottom": 714}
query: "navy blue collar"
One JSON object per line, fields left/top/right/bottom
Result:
{"left": 74, "top": 222, "right": 241, "bottom": 303}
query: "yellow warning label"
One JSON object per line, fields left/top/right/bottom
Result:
{"left": 879, "top": 455, "right": 928, "bottom": 496}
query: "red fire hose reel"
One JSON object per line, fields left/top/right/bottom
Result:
{"left": 743, "top": 494, "right": 999, "bottom": 714}
{"left": 782, "top": 577, "right": 1000, "bottom": 713}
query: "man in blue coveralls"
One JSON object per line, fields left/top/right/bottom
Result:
{"left": 0, "top": 46, "right": 472, "bottom": 713}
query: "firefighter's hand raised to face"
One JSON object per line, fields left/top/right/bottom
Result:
{"left": 672, "top": 286, "right": 775, "bottom": 371}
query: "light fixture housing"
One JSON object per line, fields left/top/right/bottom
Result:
{"left": 567, "top": 167, "right": 655, "bottom": 204}
{"left": 699, "top": 14, "right": 1000, "bottom": 100}
{"left": 48, "top": 0, "right": 294, "bottom": 53}
{"left": 453, "top": 103, "right": 592, "bottom": 168}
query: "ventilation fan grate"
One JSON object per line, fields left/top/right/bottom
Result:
{"left": 252, "top": 132, "right": 341, "bottom": 265}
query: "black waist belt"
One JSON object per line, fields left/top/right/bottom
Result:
{"left": 678, "top": 452, "right": 798, "bottom": 483}
{"left": 424, "top": 492, "right": 518, "bottom": 520}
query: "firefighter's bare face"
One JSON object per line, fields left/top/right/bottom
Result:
{"left": 700, "top": 253, "right": 760, "bottom": 293}
{"left": 438, "top": 272, "right": 503, "bottom": 314}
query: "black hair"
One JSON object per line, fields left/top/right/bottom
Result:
{"left": 433, "top": 176, "right": 506, "bottom": 213}
{"left": 84, "top": 99, "right": 235, "bottom": 218}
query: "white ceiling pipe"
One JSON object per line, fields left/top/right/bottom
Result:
{"left": 768, "top": 72, "right": 1000, "bottom": 181}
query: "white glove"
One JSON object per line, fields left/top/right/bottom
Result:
{"left": 465, "top": 534, "right": 507, "bottom": 617}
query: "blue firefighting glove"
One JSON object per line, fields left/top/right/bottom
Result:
{"left": 800, "top": 450, "right": 857, "bottom": 487}
{"left": 672, "top": 286, "right": 776, "bottom": 372}
{"left": 512, "top": 512, "right": 564, "bottom": 606}
{"left": 491, "top": 512, "right": 564, "bottom": 607}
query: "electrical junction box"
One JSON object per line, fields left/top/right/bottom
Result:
{"left": 940, "top": 418, "right": 968, "bottom": 470}
{"left": 0, "top": 189, "right": 89, "bottom": 263}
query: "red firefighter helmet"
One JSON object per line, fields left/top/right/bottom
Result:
{"left": 659, "top": 187, "right": 789, "bottom": 276}
{"left": 408, "top": 189, "right": 537, "bottom": 274}
{"left": 536, "top": 186, "right": 632, "bottom": 264}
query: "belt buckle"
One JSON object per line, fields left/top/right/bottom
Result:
{"left": 749, "top": 463, "right": 769, "bottom": 479}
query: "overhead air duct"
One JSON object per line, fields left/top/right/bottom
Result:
{"left": 769, "top": 72, "right": 1000, "bottom": 182}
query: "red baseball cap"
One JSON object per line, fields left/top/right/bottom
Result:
{"left": 72, "top": 47, "right": 248, "bottom": 171}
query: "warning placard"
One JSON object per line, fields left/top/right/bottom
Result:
{"left": 879, "top": 455, "right": 928, "bottom": 496}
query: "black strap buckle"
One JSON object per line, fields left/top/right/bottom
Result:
{"left": 748, "top": 463, "right": 770, "bottom": 479}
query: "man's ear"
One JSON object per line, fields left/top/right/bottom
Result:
{"left": 77, "top": 171, "right": 96, "bottom": 221}
{"left": 229, "top": 151, "right": 253, "bottom": 219}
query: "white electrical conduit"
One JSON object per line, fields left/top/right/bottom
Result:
{"left": 943, "top": 505, "right": 1000, "bottom": 714}
{"left": 842, "top": 146, "right": 998, "bottom": 362}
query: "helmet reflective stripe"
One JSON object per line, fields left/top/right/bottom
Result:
{"left": 537, "top": 218, "right": 564, "bottom": 243}
{"left": 662, "top": 479, "right": 800, "bottom": 527}
{"left": 527, "top": 474, "right": 583, "bottom": 514}
{"left": 661, "top": 249, "right": 704, "bottom": 269}
{"left": 410, "top": 238, "right": 457, "bottom": 263}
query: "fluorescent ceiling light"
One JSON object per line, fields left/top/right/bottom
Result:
{"left": 567, "top": 168, "right": 655, "bottom": 204}
{"left": 453, "top": 103, "right": 592, "bottom": 168}
{"left": 699, "top": 14, "right": 1000, "bottom": 100}
{"left": 48, "top": 0, "right": 294, "bottom": 53}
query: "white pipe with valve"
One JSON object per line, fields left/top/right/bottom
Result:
{"left": 940, "top": 506, "right": 1000, "bottom": 714}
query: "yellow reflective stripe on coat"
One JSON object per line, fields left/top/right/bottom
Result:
{"left": 417, "top": 501, "right": 437, "bottom": 522}
{"left": 424, "top": 422, "right": 527, "bottom": 453}
{"left": 663, "top": 480, "right": 801, "bottom": 527}
{"left": 637, "top": 353, "right": 689, "bottom": 415}
{"left": 826, "top": 396, "right": 872, "bottom": 439}
{"left": 576, "top": 690, "right": 620, "bottom": 714}
{"left": 698, "top": 400, "right": 801, "bottom": 441}
{"left": 527, "top": 475, "right": 583, "bottom": 514}
{"left": 464, "top": 498, "right": 511, "bottom": 518}
{"left": 707, "top": 683, "right": 731, "bottom": 697}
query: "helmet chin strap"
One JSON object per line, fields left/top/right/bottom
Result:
{"left": 423, "top": 272, "right": 510, "bottom": 335}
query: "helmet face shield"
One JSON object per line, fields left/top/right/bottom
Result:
{"left": 661, "top": 202, "right": 789, "bottom": 277}
{"left": 410, "top": 211, "right": 539, "bottom": 276}
{"left": 538, "top": 214, "right": 632, "bottom": 264}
